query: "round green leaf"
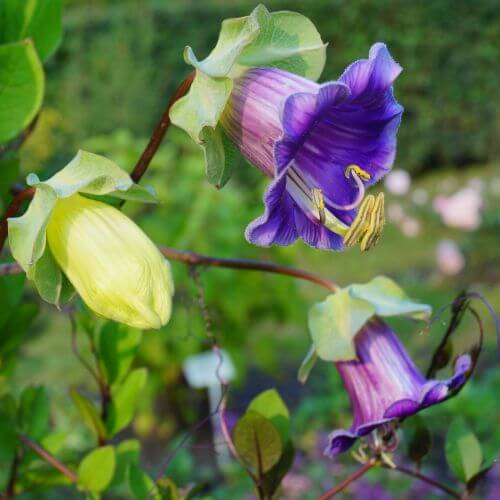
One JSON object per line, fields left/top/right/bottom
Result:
{"left": 106, "top": 368, "right": 148, "bottom": 437}
{"left": 0, "top": 0, "right": 63, "bottom": 61}
{"left": 248, "top": 389, "right": 290, "bottom": 443}
{"left": 233, "top": 411, "right": 282, "bottom": 473}
{"left": 78, "top": 446, "right": 116, "bottom": 493}
{"left": 445, "top": 418, "right": 483, "bottom": 482}
{"left": 0, "top": 40, "right": 44, "bottom": 143}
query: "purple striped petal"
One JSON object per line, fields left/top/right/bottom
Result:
{"left": 325, "top": 320, "right": 472, "bottom": 458}
{"left": 221, "top": 43, "right": 403, "bottom": 250}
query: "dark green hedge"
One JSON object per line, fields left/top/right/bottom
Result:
{"left": 51, "top": 0, "right": 499, "bottom": 173}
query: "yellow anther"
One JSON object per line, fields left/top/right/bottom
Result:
{"left": 311, "top": 188, "right": 326, "bottom": 224}
{"left": 343, "top": 193, "right": 385, "bottom": 251}
{"left": 360, "top": 193, "right": 385, "bottom": 251}
{"left": 343, "top": 195, "right": 375, "bottom": 247}
{"left": 345, "top": 164, "right": 371, "bottom": 182}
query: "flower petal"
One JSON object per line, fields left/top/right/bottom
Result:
{"left": 294, "top": 208, "right": 344, "bottom": 250}
{"left": 245, "top": 175, "right": 298, "bottom": 246}
{"left": 340, "top": 42, "right": 402, "bottom": 103}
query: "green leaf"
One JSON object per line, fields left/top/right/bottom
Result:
{"left": 70, "top": 389, "right": 107, "bottom": 442}
{"left": 404, "top": 416, "right": 432, "bottom": 463}
{"left": 0, "top": 40, "right": 44, "bottom": 144}
{"left": 0, "top": 274, "right": 25, "bottom": 329}
{"left": 248, "top": 389, "right": 290, "bottom": 443}
{"left": 0, "top": 303, "right": 38, "bottom": 374}
{"left": 467, "top": 465, "right": 494, "bottom": 492}
{"left": 0, "top": 0, "right": 63, "bottom": 61}
{"left": 98, "top": 322, "right": 142, "bottom": 387}
{"left": 106, "top": 368, "right": 147, "bottom": 437}
{"left": 18, "top": 386, "right": 50, "bottom": 440}
{"left": 262, "top": 442, "right": 295, "bottom": 498}
{"left": 111, "top": 439, "right": 140, "bottom": 488}
{"left": 78, "top": 446, "right": 115, "bottom": 493}
{"left": 158, "top": 478, "right": 180, "bottom": 500}
{"left": 0, "top": 157, "right": 20, "bottom": 208}
{"left": 0, "top": 408, "right": 17, "bottom": 490}
{"left": 128, "top": 463, "right": 160, "bottom": 500}
{"left": 297, "top": 345, "right": 318, "bottom": 384}
{"left": 349, "top": 276, "right": 432, "bottom": 320}
{"left": 233, "top": 411, "right": 282, "bottom": 474}
{"left": 308, "top": 290, "right": 376, "bottom": 361}
{"left": 445, "top": 418, "right": 483, "bottom": 482}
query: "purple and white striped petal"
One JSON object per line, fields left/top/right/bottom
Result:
{"left": 221, "top": 43, "right": 404, "bottom": 250}
{"left": 325, "top": 319, "right": 471, "bottom": 458}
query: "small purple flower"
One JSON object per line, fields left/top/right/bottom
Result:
{"left": 326, "top": 318, "right": 471, "bottom": 457}
{"left": 221, "top": 43, "right": 403, "bottom": 251}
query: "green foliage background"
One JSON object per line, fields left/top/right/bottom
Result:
{"left": 1, "top": 0, "right": 499, "bottom": 498}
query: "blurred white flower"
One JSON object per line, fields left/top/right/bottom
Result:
{"left": 401, "top": 216, "right": 421, "bottom": 237}
{"left": 384, "top": 169, "right": 411, "bottom": 196}
{"left": 468, "top": 177, "right": 484, "bottom": 191}
{"left": 433, "top": 187, "right": 483, "bottom": 231}
{"left": 412, "top": 188, "right": 429, "bottom": 206}
{"left": 387, "top": 203, "right": 405, "bottom": 223}
{"left": 436, "top": 240, "right": 465, "bottom": 275}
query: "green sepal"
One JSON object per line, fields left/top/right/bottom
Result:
{"left": 306, "top": 276, "right": 432, "bottom": 363}
{"left": 170, "top": 4, "right": 326, "bottom": 188}
{"left": 8, "top": 150, "right": 157, "bottom": 306}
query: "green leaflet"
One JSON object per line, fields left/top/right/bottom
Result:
{"left": 169, "top": 4, "right": 326, "bottom": 188}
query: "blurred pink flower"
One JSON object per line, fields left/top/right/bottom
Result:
{"left": 387, "top": 203, "right": 405, "bottom": 223}
{"left": 436, "top": 240, "right": 465, "bottom": 275}
{"left": 433, "top": 187, "right": 483, "bottom": 231}
{"left": 384, "top": 169, "right": 411, "bottom": 196}
{"left": 401, "top": 216, "right": 421, "bottom": 237}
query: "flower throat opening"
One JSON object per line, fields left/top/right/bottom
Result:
{"left": 285, "top": 164, "right": 385, "bottom": 251}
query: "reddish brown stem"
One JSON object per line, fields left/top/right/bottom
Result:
{"left": 320, "top": 460, "right": 377, "bottom": 500}
{"left": 130, "top": 71, "right": 195, "bottom": 184}
{"left": 387, "top": 464, "right": 461, "bottom": 498}
{"left": 18, "top": 434, "right": 78, "bottom": 483}
{"left": 0, "top": 246, "right": 339, "bottom": 292}
{"left": 159, "top": 247, "right": 339, "bottom": 293}
{"left": 0, "top": 73, "right": 195, "bottom": 253}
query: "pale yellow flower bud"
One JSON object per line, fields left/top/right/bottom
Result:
{"left": 46, "top": 194, "right": 173, "bottom": 329}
